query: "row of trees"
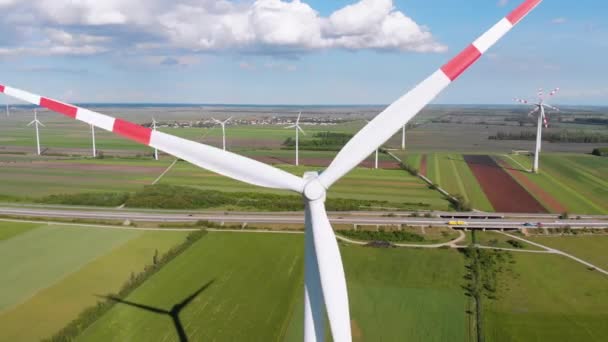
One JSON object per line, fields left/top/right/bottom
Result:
{"left": 282, "top": 131, "right": 354, "bottom": 151}
{"left": 489, "top": 130, "right": 608, "bottom": 143}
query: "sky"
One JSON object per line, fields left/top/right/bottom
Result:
{"left": 0, "top": 0, "right": 606, "bottom": 105}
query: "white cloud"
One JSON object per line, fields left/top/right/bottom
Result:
{"left": 551, "top": 17, "right": 567, "bottom": 25}
{"left": 0, "top": 0, "right": 445, "bottom": 56}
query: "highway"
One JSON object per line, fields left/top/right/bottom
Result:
{"left": 1, "top": 206, "right": 606, "bottom": 229}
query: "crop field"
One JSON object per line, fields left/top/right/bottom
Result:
{"left": 424, "top": 153, "right": 494, "bottom": 211}
{"left": 77, "top": 232, "right": 469, "bottom": 342}
{"left": 484, "top": 252, "right": 608, "bottom": 341}
{"left": 500, "top": 153, "right": 608, "bottom": 214}
{"left": 77, "top": 232, "right": 305, "bottom": 341}
{"left": 474, "top": 231, "right": 542, "bottom": 250}
{"left": 527, "top": 235, "right": 608, "bottom": 270}
{"left": 0, "top": 220, "right": 189, "bottom": 341}
{"left": 159, "top": 162, "right": 450, "bottom": 209}
{"left": 0, "top": 157, "right": 172, "bottom": 198}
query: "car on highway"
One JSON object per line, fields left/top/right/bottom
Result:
{"left": 523, "top": 222, "right": 534, "bottom": 227}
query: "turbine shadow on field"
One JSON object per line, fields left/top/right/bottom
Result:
{"left": 98, "top": 280, "right": 215, "bottom": 342}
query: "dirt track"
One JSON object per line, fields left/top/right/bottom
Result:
{"left": 464, "top": 155, "right": 547, "bottom": 213}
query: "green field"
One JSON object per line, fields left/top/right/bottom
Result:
{"left": 0, "top": 221, "right": 39, "bottom": 241}
{"left": 0, "top": 221, "right": 189, "bottom": 341}
{"left": 475, "top": 231, "right": 542, "bottom": 251}
{"left": 425, "top": 153, "right": 493, "bottom": 211}
{"left": 77, "top": 232, "right": 305, "bottom": 341}
{"left": 78, "top": 232, "right": 469, "bottom": 341}
{"left": 158, "top": 162, "right": 450, "bottom": 209}
{"left": 527, "top": 235, "right": 608, "bottom": 270}
{"left": 484, "top": 252, "right": 608, "bottom": 341}
{"left": 0, "top": 157, "right": 172, "bottom": 198}
{"left": 501, "top": 154, "right": 608, "bottom": 214}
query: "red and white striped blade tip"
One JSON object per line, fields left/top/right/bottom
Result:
{"left": 318, "top": 0, "right": 544, "bottom": 189}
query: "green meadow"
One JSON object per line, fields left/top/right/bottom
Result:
{"left": 0, "top": 221, "right": 188, "bottom": 341}
{"left": 425, "top": 153, "right": 493, "bottom": 211}
{"left": 484, "top": 252, "right": 608, "bottom": 341}
{"left": 527, "top": 235, "right": 608, "bottom": 270}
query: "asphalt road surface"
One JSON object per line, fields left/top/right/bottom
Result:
{"left": 0, "top": 206, "right": 606, "bottom": 229}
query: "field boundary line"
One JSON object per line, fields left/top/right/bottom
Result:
{"left": 498, "top": 231, "right": 608, "bottom": 276}
{"left": 448, "top": 156, "right": 469, "bottom": 202}
{"left": 386, "top": 151, "right": 458, "bottom": 203}
{"left": 541, "top": 168, "right": 605, "bottom": 213}
{"left": 501, "top": 154, "right": 531, "bottom": 172}
{"left": 152, "top": 158, "right": 178, "bottom": 185}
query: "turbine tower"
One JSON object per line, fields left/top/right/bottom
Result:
{"left": 152, "top": 118, "right": 159, "bottom": 160}
{"left": 285, "top": 112, "right": 306, "bottom": 166}
{"left": 5, "top": 103, "right": 9, "bottom": 117}
{"left": 366, "top": 120, "right": 379, "bottom": 169}
{"left": 0, "top": 1, "right": 541, "bottom": 340}
{"left": 27, "top": 109, "right": 44, "bottom": 155}
{"left": 401, "top": 125, "right": 406, "bottom": 150}
{"left": 212, "top": 117, "right": 232, "bottom": 151}
{"left": 90, "top": 124, "right": 96, "bottom": 157}
{"left": 514, "top": 87, "right": 560, "bottom": 173}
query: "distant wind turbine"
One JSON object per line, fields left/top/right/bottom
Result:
{"left": 212, "top": 117, "right": 232, "bottom": 151}
{"left": 401, "top": 125, "right": 406, "bottom": 150}
{"left": 27, "top": 109, "right": 44, "bottom": 155}
{"left": 285, "top": 112, "right": 306, "bottom": 166}
{"left": 514, "top": 87, "right": 560, "bottom": 173}
{"left": 152, "top": 118, "right": 159, "bottom": 160}
{"left": 5, "top": 103, "right": 9, "bottom": 117}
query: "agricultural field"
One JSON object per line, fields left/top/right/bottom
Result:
{"left": 77, "top": 232, "right": 305, "bottom": 341}
{"left": 527, "top": 235, "right": 608, "bottom": 270}
{"left": 0, "top": 220, "right": 189, "bottom": 341}
{"left": 474, "top": 231, "right": 542, "bottom": 250}
{"left": 77, "top": 231, "right": 469, "bottom": 342}
{"left": 484, "top": 252, "right": 608, "bottom": 342}
{"left": 499, "top": 153, "right": 608, "bottom": 214}
{"left": 0, "top": 157, "right": 172, "bottom": 198}
{"left": 159, "top": 162, "right": 450, "bottom": 209}
{"left": 424, "top": 153, "right": 494, "bottom": 211}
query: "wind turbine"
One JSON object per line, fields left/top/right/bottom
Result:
{"left": 5, "top": 103, "right": 9, "bottom": 117}
{"left": 0, "top": 1, "right": 541, "bottom": 340}
{"left": 285, "top": 112, "right": 306, "bottom": 166}
{"left": 514, "top": 87, "right": 560, "bottom": 173}
{"left": 27, "top": 109, "right": 44, "bottom": 155}
{"left": 401, "top": 125, "right": 406, "bottom": 150}
{"left": 212, "top": 117, "right": 232, "bottom": 151}
{"left": 152, "top": 117, "right": 159, "bottom": 160}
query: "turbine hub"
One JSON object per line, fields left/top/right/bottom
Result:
{"left": 303, "top": 173, "right": 326, "bottom": 201}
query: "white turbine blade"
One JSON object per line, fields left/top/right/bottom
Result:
{"left": 0, "top": 83, "right": 305, "bottom": 193}
{"left": 37, "top": 121, "right": 45, "bottom": 127}
{"left": 224, "top": 117, "right": 233, "bottom": 124}
{"left": 297, "top": 125, "right": 306, "bottom": 135}
{"left": 543, "top": 104, "right": 560, "bottom": 112}
{"left": 296, "top": 111, "right": 302, "bottom": 124}
{"left": 27, "top": 120, "right": 35, "bottom": 126}
{"left": 527, "top": 107, "right": 539, "bottom": 117}
{"left": 285, "top": 124, "right": 297, "bottom": 129}
{"left": 319, "top": 0, "right": 543, "bottom": 188}
{"left": 306, "top": 199, "right": 351, "bottom": 342}
{"left": 211, "top": 117, "right": 222, "bottom": 124}
{"left": 548, "top": 87, "right": 560, "bottom": 97}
